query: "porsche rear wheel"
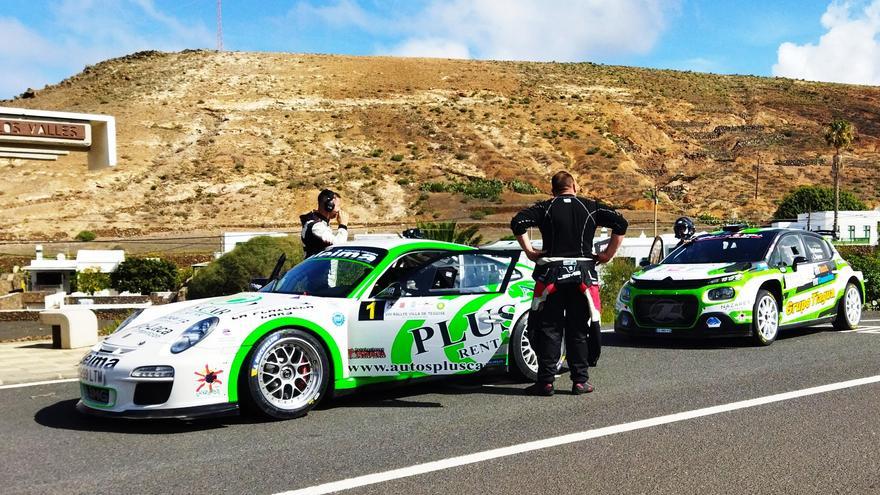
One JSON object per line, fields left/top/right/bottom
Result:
{"left": 509, "top": 313, "right": 565, "bottom": 381}
{"left": 243, "top": 329, "right": 329, "bottom": 420}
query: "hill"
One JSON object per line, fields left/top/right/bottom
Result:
{"left": 1, "top": 50, "right": 878, "bottom": 240}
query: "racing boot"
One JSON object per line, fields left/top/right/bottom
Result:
{"left": 572, "top": 381, "right": 594, "bottom": 395}
{"left": 524, "top": 382, "right": 554, "bottom": 396}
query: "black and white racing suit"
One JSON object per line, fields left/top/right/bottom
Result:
{"left": 300, "top": 211, "right": 348, "bottom": 258}
{"left": 511, "top": 195, "right": 628, "bottom": 384}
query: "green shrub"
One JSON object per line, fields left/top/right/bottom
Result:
{"left": 585, "top": 146, "right": 600, "bottom": 155}
{"left": 837, "top": 246, "right": 880, "bottom": 309}
{"left": 390, "top": 154, "right": 404, "bottom": 162}
{"left": 600, "top": 258, "right": 639, "bottom": 324}
{"left": 187, "top": 236, "right": 303, "bottom": 299}
{"left": 75, "top": 230, "right": 97, "bottom": 242}
{"left": 77, "top": 267, "right": 111, "bottom": 295}
{"left": 508, "top": 179, "right": 540, "bottom": 194}
{"left": 111, "top": 258, "right": 179, "bottom": 294}
{"left": 369, "top": 149, "right": 383, "bottom": 158}
{"left": 469, "top": 210, "right": 487, "bottom": 220}
{"left": 774, "top": 186, "right": 866, "bottom": 219}
{"left": 396, "top": 178, "right": 410, "bottom": 186}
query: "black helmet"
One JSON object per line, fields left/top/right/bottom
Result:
{"left": 674, "top": 216, "right": 695, "bottom": 239}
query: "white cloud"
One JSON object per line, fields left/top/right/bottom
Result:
{"left": 0, "top": 1, "right": 212, "bottom": 99}
{"left": 401, "top": 0, "right": 673, "bottom": 62}
{"left": 388, "top": 38, "right": 471, "bottom": 59}
{"left": 773, "top": 0, "right": 880, "bottom": 85}
{"left": 293, "top": 0, "right": 677, "bottom": 63}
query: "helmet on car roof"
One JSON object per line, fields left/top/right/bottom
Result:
{"left": 674, "top": 216, "right": 695, "bottom": 240}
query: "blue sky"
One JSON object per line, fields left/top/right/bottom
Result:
{"left": 2, "top": 1, "right": 878, "bottom": 99}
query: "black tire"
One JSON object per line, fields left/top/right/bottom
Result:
{"left": 751, "top": 289, "right": 780, "bottom": 346}
{"left": 242, "top": 328, "right": 330, "bottom": 420}
{"left": 833, "top": 282, "right": 862, "bottom": 330}
{"left": 508, "top": 312, "right": 565, "bottom": 381}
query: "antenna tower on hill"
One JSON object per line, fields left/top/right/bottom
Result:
{"left": 216, "top": 0, "right": 223, "bottom": 51}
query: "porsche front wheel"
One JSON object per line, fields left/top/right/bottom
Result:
{"left": 243, "top": 329, "right": 330, "bottom": 420}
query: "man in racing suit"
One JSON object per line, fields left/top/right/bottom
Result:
{"left": 300, "top": 189, "right": 349, "bottom": 257}
{"left": 510, "top": 171, "right": 628, "bottom": 396}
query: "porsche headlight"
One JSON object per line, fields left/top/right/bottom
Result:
{"left": 170, "top": 317, "right": 219, "bottom": 354}
{"left": 112, "top": 309, "right": 144, "bottom": 334}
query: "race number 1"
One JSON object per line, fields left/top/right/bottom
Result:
{"left": 359, "top": 300, "right": 386, "bottom": 321}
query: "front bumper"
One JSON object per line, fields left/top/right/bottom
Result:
{"left": 77, "top": 400, "right": 239, "bottom": 420}
{"left": 614, "top": 311, "right": 752, "bottom": 338}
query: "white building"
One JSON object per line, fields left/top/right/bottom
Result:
{"left": 771, "top": 210, "right": 880, "bottom": 246}
{"left": 23, "top": 246, "right": 125, "bottom": 292}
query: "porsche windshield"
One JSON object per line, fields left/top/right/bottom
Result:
{"left": 269, "top": 247, "right": 386, "bottom": 297}
{"left": 664, "top": 232, "right": 776, "bottom": 264}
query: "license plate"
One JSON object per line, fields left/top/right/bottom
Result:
{"left": 80, "top": 367, "right": 105, "bottom": 385}
{"left": 83, "top": 385, "right": 110, "bottom": 405}
{"left": 656, "top": 328, "right": 672, "bottom": 334}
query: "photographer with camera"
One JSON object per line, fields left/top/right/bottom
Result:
{"left": 300, "top": 189, "right": 349, "bottom": 257}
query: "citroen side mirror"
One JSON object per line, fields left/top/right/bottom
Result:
{"left": 792, "top": 256, "right": 808, "bottom": 271}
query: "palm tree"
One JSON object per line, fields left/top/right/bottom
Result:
{"left": 824, "top": 119, "right": 856, "bottom": 239}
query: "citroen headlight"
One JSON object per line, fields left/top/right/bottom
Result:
{"left": 112, "top": 309, "right": 144, "bottom": 334}
{"left": 707, "top": 274, "right": 743, "bottom": 285}
{"left": 619, "top": 285, "right": 631, "bottom": 303}
{"left": 708, "top": 287, "right": 736, "bottom": 301}
{"left": 170, "top": 317, "right": 219, "bottom": 354}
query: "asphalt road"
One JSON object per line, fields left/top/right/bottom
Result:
{"left": 2, "top": 319, "right": 879, "bottom": 495}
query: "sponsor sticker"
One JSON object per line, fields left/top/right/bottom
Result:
{"left": 706, "top": 317, "right": 722, "bottom": 328}
{"left": 195, "top": 364, "right": 224, "bottom": 396}
{"left": 332, "top": 312, "right": 346, "bottom": 326}
{"left": 349, "top": 347, "right": 387, "bottom": 359}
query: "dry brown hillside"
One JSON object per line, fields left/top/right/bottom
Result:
{"left": 1, "top": 50, "right": 878, "bottom": 240}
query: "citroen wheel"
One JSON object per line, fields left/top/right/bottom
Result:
{"left": 833, "top": 282, "right": 862, "bottom": 330}
{"left": 243, "top": 329, "right": 330, "bottom": 420}
{"left": 751, "top": 289, "right": 779, "bottom": 346}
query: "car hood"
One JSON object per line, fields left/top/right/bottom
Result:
{"left": 102, "top": 292, "right": 325, "bottom": 347}
{"left": 634, "top": 263, "right": 749, "bottom": 281}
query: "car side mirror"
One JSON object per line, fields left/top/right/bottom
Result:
{"left": 792, "top": 256, "right": 808, "bottom": 271}
{"left": 375, "top": 282, "right": 402, "bottom": 300}
{"left": 639, "top": 258, "right": 650, "bottom": 268}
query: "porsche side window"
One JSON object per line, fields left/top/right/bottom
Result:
{"left": 369, "top": 251, "right": 446, "bottom": 298}
{"left": 401, "top": 253, "right": 513, "bottom": 296}
{"left": 770, "top": 235, "right": 806, "bottom": 267}
{"left": 803, "top": 235, "right": 831, "bottom": 261}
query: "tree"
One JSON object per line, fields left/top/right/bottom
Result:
{"left": 773, "top": 186, "right": 865, "bottom": 220}
{"left": 75, "top": 230, "right": 97, "bottom": 242}
{"left": 824, "top": 119, "right": 856, "bottom": 238}
{"left": 77, "top": 267, "right": 110, "bottom": 295}
{"left": 187, "top": 236, "right": 303, "bottom": 299}
{"left": 416, "top": 221, "right": 483, "bottom": 246}
{"left": 111, "top": 258, "right": 179, "bottom": 294}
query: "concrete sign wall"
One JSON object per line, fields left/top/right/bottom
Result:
{"left": 0, "top": 107, "right": 115, "bottom": 170}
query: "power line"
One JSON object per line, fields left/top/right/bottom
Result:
{"left": 216, "top": 0, "right": 223, "bottom": 51}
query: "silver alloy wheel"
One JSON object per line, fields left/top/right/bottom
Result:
{"left": 756, "top": 295, "right": 779, "bottom": 341}
{"left": 520, "top": 329, "right": 538, "bottom": 373}
{"left": 845, "top": 285, "right": 862, "bottom": 326}
{"left": 257, "top": 336, "right": 323, "bottom": 410}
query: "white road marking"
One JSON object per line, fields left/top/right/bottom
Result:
{"left": 0, "top": 378, "right": 78, "bottom": 391}
{"left": 277, "top": 374, "right": 880, "bottom": 495}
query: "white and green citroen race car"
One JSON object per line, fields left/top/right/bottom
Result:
{"left": 614, "top": 227, "right": 865, "bottom": 345}
{"left": 78, "top": 239, "right": 539, "bottom": 420}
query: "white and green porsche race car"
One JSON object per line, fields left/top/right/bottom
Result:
{"left": 614, "top": 227, "right": 866, "bottom": 345}
{"left": 78, "top": 239, "right": 539, "bottom": 420}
